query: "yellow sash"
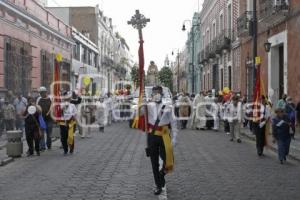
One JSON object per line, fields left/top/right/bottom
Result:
{"left": 67, "top": 120, "right": 76, "bottom": 146}
{"left": 153, "top": 126, "right": 174, "bottom": 173}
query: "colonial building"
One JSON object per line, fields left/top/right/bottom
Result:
{"left": 237, "top": 0, "right": 300, "bottom": 103}
{"left": 48, "top": 5, "right": 132, "bottom": 94}
{"left": 0, "top": 0, "right": 73, "bottom": 97}
{"left": 199, "top": 0, "right": 240, "bottom": 93}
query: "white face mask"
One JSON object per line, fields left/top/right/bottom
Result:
{"left": 153, "top": 94, "right": 162, "bottom": 103}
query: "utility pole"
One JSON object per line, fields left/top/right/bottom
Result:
{"left": 252, "top": 0, "right": 258, "bottom": 100}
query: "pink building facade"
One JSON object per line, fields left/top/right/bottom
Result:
{"left": 0, "top": 0, "right": 73, "bottom": 98}
{"left": 199, "top": 0, "right": 240, "bottom": 93}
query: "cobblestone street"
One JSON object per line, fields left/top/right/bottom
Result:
{"left": 0, "top": 122, "right": 300, "bottom": 200}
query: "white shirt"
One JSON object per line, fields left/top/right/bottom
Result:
{"left": 227, "top": 102, "right": 242, "bottom": 122}
{"left": 145, "top": 102, "right": 178, "bottom": 140}
{"left": 62, "top": 103, "right": 77, "bottom": 121}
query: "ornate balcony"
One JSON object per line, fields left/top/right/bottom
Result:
{"left": 237, "top": 11, "right": 251, "bottom": 37}
{"left": 259, "top": 0, "right": 290, "bottom": 25}
{"left": 216, "top": 29, "right": 231, "bottom": 52}
{"left": 199, "top": 50, "right": 205, "bottom": 64}
{"left": 204, "top": 45, "right": 210, "bottom": 60}
{"left": 209, "top": 39, "right": 217, "bottom": 58}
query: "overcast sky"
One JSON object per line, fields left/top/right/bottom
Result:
{"left": 47, "top": 0, "right": 204, "bottom": 69}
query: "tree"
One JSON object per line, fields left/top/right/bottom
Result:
{"left": 158, "top": 67, "right": 173, "bottom": 92}
{"left": 130, "top": 65, "right": 145, "bottom": 89}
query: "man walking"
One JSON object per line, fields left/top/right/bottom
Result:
{"left": 228, "top": 96, "right": 242, "bottom": 143}
{"left": 3, "top": 98, "right": 16, "bottom": 131}
{"left": 13, "top": 93, "right": 27, "bottom": 131}
{"left": 37, "top": 86, "right": 53, "bottom": 150}
{"left": 144, "top": 86, "right": 177, "bottom": 195}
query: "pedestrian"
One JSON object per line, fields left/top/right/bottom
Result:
{"left": 205, "top": 91, "right": 214, "bottom": 130}
{"left": 191, "top": 92, "right": 206, "bottom": 130}
{"left": 3, "top": 98, "right": 16, "bottom": 131}
{"left": 276, "top": 94, "right": 287, "bottom": 109}
{"left": 59, "top": 92, "right": 77, "bottom": 155}
{"left": 222, "top": 99, "right": 231, "bottom": 135}
{"left": 178, "top": 93, "right": 191, "bottom": 129}
{"left": 212, "top": 98, "right": 220, "bottom": 131}
{"left": 252, "top": 96, "right": 272, "bottom": 156}
{"left": 272, "top": 108, "right": 292, "bottom": 164}
{"left": 228, "top": 96, "right": 242, "bottom": 143}
{"left": 37, "top": 86, "right": 53, "bottom": 151}
{"left": 96, "top": 97, "right": 107, "bottom": 132}
{"left": 23, "top": 97, "right": 42, "bottom": 156}
{"left": 285, "top": 96, "right": 296, "bottom": 140}
{"left": 144, "top": 86, "right": 177, "bottom": 195}
{"left": 13, "top": 93, "right": 27, "bottom": 131}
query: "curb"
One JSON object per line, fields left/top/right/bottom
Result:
{"left": 241, "top": 131, "right": 300, "bottom": 162}
{"left": 0, "top": 157, "right": 14, "bottom": 167}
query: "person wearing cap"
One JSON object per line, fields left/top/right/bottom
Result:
{"left": 59, "top": 92, "right": 77, "bottom": 155}
{"left": 37, "top": 86, "right": 53, "bottom": 150}
{"left": 143, "top": 86, "right": 177, "bottom": 195}
{"left": 23, "top": 97, "right": 42, "bottom": 156}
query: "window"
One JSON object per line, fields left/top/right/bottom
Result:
{"left": 4, "top": 37, "right": 32, "bottom": 96}
{"left": 41, "top": 50, "right": 53, "bottom": 91}
{"left": 220, "top": 14, "right": 224, "bottom": 33}
{"left": 228, "top": 66, "right": 232, "bottom": 89}
{"left": 220, "top": 68, "right": 224, "bottom": 89}
{"left": 213, "top": 22, "right": 216, "bottom": 38}
{"left": 227, "top": 4, "right": 232, "bottom": 37}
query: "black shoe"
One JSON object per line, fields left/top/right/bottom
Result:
{"left": 36, "top": 152, "right": 40, "bottom": 156}
{"left": 64, "top": 151, "right": 68, "bottom": 156}
{"left": 154, "top": 188, "right": 162, "bottom": 195}
{"left": 69, "top": 150, "right": 73, "bottom": 154}
{"left": 27, "top": 153, "right": 33, "bottom": 157}
{"left": 280, "top": 160, "right": 283, "bottom": 164}
{"left": 230, "top": 138, "right": 234, "bottom": 142}
{"left": 237, "top": 139, "right": 242, "bottom": 143}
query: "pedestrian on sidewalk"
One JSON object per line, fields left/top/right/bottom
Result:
{"left": 285, "top": 97, "right": 296, "bottom": 140}
{"left": 13, "top": 93, "right": 27, "bottom": 131}
{"left": 3, "top": 98, "right": 16, "bottom": 131}
{"left": 276, "top": 94, "right": 287, "bottom": 109}
{"left": 228, "top": 96, "right": 242, "bottom": 143}
{"left": 272, "top": 108, "right": 292, "bottom": 164}
{"left": 37, "top": 86, "right": 53, "bottom": 151}
{"left": 144, "top": 86, "right": 177, "bottom": 195}
{"left": 252, "top": 96, "right": 272, "bottom": 156}
{"left": 59, "top": 92, "right": 77, "bottom": 155}
{"left": 23, "top": 97, "right": 42, "bottom": 156}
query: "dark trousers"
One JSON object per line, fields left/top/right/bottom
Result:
{"left": 147, "top": 134, "right": 166, "bottom": 189}
{"left": 4, "top": 119, "right": 14, "bottom": 131}
{"left": 181, "top": 120, "right": 188, "bottom": 129}
{"left": 253, "top": 123, "right": 266, "bottom": 155}
{"left": 60, "top": 125, "right": 74, "bottom": 153}
{"left": 224, "top": 120, "right": 230, "bottom": 133}
{"left": 278, "top": 138, "right": 291, "bottom": 161}
{"left": 25, "top": 129, "right": 40, "bottom": 154}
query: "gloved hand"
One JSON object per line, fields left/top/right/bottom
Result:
{"left": 172, "top": 137, "right": 177, "bottom": 147}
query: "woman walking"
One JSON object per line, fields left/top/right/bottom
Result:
{"left": 272, "top": 108, "right": 292, "bottom": 164}
{"left": 24, "top": 97, "right": 42, "bottom": 156}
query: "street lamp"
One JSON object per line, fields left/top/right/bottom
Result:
{"left": 182, "top": 19, "right": 200, "bottom": 94}
{"left": 171, "top": 49, "right": 180, "bottom": 93}
{"left": 264, "top": 41, "right": 272, "bottom": 52}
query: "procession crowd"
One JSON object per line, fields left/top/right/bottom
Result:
{"left": 174, "top": 91, "right": 298, "bottom": 164}
{"left": 0, "top": 86, "right": 298, "bottom": 165}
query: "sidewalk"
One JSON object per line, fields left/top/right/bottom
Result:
{"left": 241, "top": 127, "right": 300, "bottom": 161}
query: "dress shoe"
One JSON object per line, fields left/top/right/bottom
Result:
{"left": 154, "top": 188, "right": 162, "bottom": 195}
{"left": 237, "top": 139, "right": 242, "bottom": 143}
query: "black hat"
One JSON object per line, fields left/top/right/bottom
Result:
{"left": 152, "top": 86, "right": 163, "bottom": 94}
